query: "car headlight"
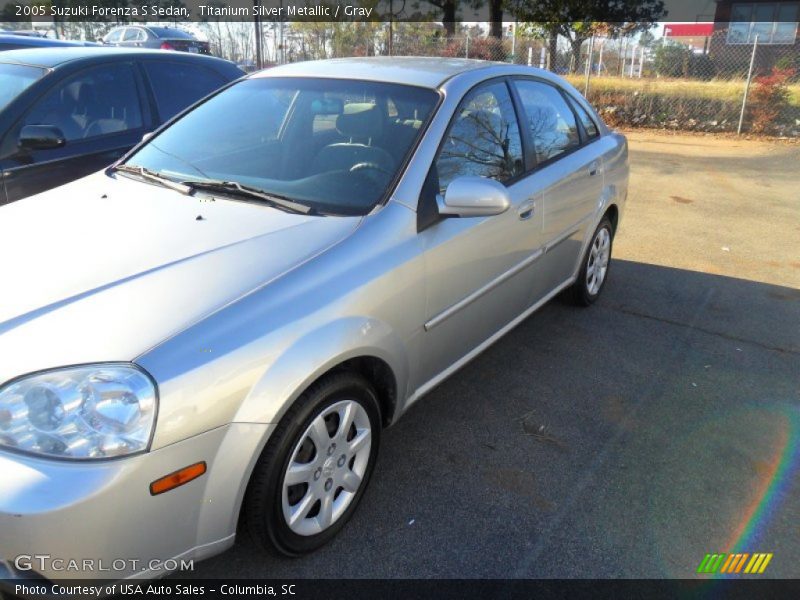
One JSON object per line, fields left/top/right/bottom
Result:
{"left": 0, "top": 364, "right": 157, "bottom": 459}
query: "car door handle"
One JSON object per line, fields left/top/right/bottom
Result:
{"left": 518, "top": 199, "right": 536, "bottom": 220}
{"left": 588, "top": 162, "right": 600, "bottom": 177}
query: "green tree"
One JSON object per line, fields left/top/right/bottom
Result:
{"left": 638, "top": 29, "right": 655, "bottom": 48}
{"left": 420, "top": 0, "right": 490, "bottom": 40}
{"left": 423, "top": 0, "right": 458, "bottom": 39}
{"left": 507, "top": 0, "right": 666, "bottom": 72}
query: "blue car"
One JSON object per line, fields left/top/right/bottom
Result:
{"left": 0, "top": 47, "right": 244, "bottom": 203}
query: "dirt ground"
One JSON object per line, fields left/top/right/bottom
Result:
{"left": 616, "top": 129, "right": 800, "bottom": 290}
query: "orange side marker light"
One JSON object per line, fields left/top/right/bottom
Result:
{"left": 150, "top": 462, "right": 207, "bottom": 496}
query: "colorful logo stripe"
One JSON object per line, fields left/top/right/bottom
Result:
{"left": 697, "top": 553, "right": 773, "bottom": 574}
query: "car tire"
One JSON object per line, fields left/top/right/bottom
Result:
{"left": 569, "top": 216, "right": 614, "bottom": 306}
{"left": 243, "top": 371, "right": 381, "bottom": 556}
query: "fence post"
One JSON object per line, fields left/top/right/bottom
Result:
{"left": 540, "top": 46, "right": 546, "bottom": 68}
{"left": 584, "top": 36, "right": 594, "bottom": 97}
{"left": 597, "top": 40, "right": 603, "bottom": 75}
{"left": 510, "top": 22, "right": 516, "bottom": 63}
{"left": 638, "top": 46, "right": 644, "bottom": 77}
{"left": 528, "top": 46, "right": 533, "bottom": 66}
{"left": 465, "top": 35, "right": 470, "bottom": 59}
{"left": 737, "top": 34, "right": 759, "bottom": 135}
{"left": 629, "top": 45, "right": 636, "bottom": 77}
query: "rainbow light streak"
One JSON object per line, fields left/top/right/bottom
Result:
{"left": 722, "top": 406, "right": 800, "bottom": 569}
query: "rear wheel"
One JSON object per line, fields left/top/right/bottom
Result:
{"left": 244, "top": 372, "right": 380, "bottom": 556}
{"left": 569, "top": 217, "right": 614, "bottom": 306}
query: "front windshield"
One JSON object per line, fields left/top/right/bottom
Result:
{"left": 125, "top": 77, "right": 440, "bottom": 215}
{"left": 0, "top": 63, "right": 45, "bottom": 110}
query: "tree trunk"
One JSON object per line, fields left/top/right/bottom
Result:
{"left": 547, "top": 32, "right": 558, "bottom": 71}
{"left": 569, "top": 37, "right": 586, "bottom": 73}
{"left": 488, "top": 0, "right": 503, "bottom": 39}
{"left": 442, "top": 0, "right": 456, "bottom": 40}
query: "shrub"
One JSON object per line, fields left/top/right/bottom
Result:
{"left": 689, "top": 54, "right": 716, "bottom": 80}
{"left": 442, "top": 37, "right": 507, "bottom": 62}
{"left": 775, "top": 55, "right": 800, "bottom": 80}
{"left": 654, "top": 41, "right": 692, "bottom": 77}
{"left": 749, "top": 67, "right": 797, "bottom": 133}
{"left": 654, "top": 41, "right": 717, "bottom": 80}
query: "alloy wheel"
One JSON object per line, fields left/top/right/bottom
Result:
{"left": 586, "top": 226, "right": 611, "bottom": 296}
{"left": 281, "top": 400, "right": 372, "bottom": 536}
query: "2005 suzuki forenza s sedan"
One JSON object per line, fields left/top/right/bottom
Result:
{"left": 0, "top": 57, "right": 627, "bottom": 580}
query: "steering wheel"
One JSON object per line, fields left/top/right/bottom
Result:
{"left": 349, "top": 162, "right": 392, "bottom": 176}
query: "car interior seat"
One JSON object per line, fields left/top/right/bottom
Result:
{"left": 311, "top": 103, "right": 395, "bottom": 175}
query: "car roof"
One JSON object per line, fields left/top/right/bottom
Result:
{"left": 252, "top": 57, "right": 517, "bottom": 89}
{"left": 0, "top": 47, "right": 229, "bottom": 69}
{"left": 0, "top": 34, "right": 96, "bottom": 48}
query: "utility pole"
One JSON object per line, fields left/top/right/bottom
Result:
{"left": 279, "top": 0, "right": 285, "bottom": 64}
{"left": 253, "top": 0, "right": 263, "bottom": 69}
{"left": 388, "top": 0, "right": 393, "bottom": 56}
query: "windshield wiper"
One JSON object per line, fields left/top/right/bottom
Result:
{"left": 182, "top": 179, "right": 313, "bottom": 215}
{"left": 112, "top": 164, "right": 192, "bottom": 195}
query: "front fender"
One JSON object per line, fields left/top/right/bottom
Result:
{"left": 232, "top": 316, "right": 411, "bottom": 425}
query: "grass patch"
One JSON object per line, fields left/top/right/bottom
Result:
{"left": 564, "top": 75, "right": 800, "bottom": 107}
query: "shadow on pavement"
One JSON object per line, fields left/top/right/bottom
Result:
{"left": 190, "top": 259, "right": 800, "bottom": 579}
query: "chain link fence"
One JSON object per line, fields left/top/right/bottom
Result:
{"left": 3, "top": 20, "right": 798, "bottom": 135}
{"left": 258, "top": 24, "right": 800, "bottom": 137}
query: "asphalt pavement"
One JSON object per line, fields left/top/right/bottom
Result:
{"left": 188, "top": 132, "right": 800, "bottom": 579}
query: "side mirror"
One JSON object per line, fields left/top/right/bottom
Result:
{"left": 18, "top": 124, "right": 66, "bottom": 151}
{"left": 437, "top": 176, "right": 511, "bottom": 218}
{"left": 141, "top": 132, "right": 154, "bottom": 143}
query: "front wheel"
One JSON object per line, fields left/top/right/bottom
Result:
{"left": 243, "top": 372, "right": 381, "bottom": 556}
{"left": 569, "top": 217, "right": 614, "bottom": 306}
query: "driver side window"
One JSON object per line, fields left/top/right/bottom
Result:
{"left": 435, "top": 81, "right": 523, "bottom": 193}
{"left": 23, "top": 63, "right": 143, "bottom": 142}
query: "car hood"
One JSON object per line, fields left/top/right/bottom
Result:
{"left": 0, "top": 172, "right": 360, "bottom": 384}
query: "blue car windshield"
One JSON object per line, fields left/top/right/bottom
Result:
{"left": 0, "top": 63, "right": 45, "bottom": 110}
{"left": 125, "top": 77, "right": 440, "bottom": 216}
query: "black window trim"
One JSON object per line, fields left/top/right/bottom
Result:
{"left": 509, "top": 75, "right": 601, "bottom": 174}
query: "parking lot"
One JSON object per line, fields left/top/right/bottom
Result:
{"left": 189, "top": 131, "right": 799, "bottom": 579}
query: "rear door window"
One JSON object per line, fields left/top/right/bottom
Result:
{"left": 566, "top": 95, "right": 599, "bottom": 139}
{"left": 143, "top": 61, "right": 227, "bottom": 122}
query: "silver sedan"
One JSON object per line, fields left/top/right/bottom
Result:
{"left": 0, "top": 57, "right": 628, "bottom": 580}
